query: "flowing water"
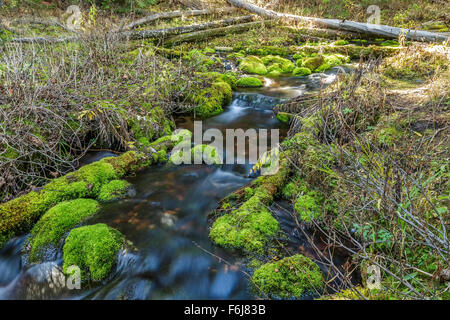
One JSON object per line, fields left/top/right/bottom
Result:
{"left": 0, "top": 68, "right": 349, "bottom": 300}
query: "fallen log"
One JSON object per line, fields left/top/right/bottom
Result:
{"left": 226, "top": 0, "right": 449, "bottom": 43}
{"left": 9, "top": 15, "right": 255, "bottom": 44}
{"left": 163, "top": 20, "right": 276, "bottom": 46}
{"left": 119, "top": 15, "right": 255, "bottom": 41}
{"left": 283, "top": 26, "right": 377, "bottom": 41}
{"left": 121, "top": 7, "right": 238, "bottom": 31}
{"left": 296, "top": 44, "right": 402, "bottom": 58}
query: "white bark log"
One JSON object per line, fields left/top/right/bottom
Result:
{"left": 226, "top": 0, "right": 449, "bottom": 43}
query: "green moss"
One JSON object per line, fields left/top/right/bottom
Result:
{"left": 28, "top": 199, "right": 100, "bottom": 262}
{"left": 380, "top": 40, "right": 399, "bottom": 47}
{"left": 209, "top": 194, "right": 279, "bottom": 254}
{"left": 323, "top": 53, "right": 349, "bottom": 67}
{"left": 276, "top": 112, "right": 292, "bottom": 123}
{"left": 376, "top": 126, "right": 402, "bottom": 147}
{"left": 239, "top": 56, "right": 268, "bottom": 75}
{"left": 333, "top": 39, "right": 349, "bottom": 46}
{"left": 294, "top": 192, "right": 323, "bottom": 222}
{"left": 252, "top": 254, "right": 323, "bottom": 298}
{"left": 0, "top": 150, "right": 154, "bottom": 248}
{"left": 292, "top": 67, "right": 312, "bottom": 76}
{"left": 302, "top": 55, "right": 325, "bottom": 71}
{"left": 63, "top": 223, "right": 124, "bottom": 281}
{"left": 315, "top": 62, "right": 331, "bottom": 72}
{"left": 129, "top": 105, "right": 174, "bottom": 146}
{"left": 192, "top": 81, "right": 232, "bottom": 118}
{"left": 97, "top": 180, "right": 131, "bottom": 202}
{"left": 198, "top": 71, "right": 237, "bottom": 90}
{"left": 156, "top": 149, "right": 167, "bottom": 163}
{"left": 237, "top": 76, "right": 264, "bottom": 87}
{"left": 261, "top": 55, "right": 295, "bottom": 74}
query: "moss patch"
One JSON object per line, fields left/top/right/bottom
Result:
{"left": 63, "top": 223, "right": 124, "bottom": 281}
{"left": 237, "top": 76, "right": 264, "bottom": 87}
{"left": 98, "top": 180, "right": 131, "bottom": 202}
{"left": 252, "top": 254, "right": 323, "bottom": 298}
{"left": 192, "top": 81, "right": 232, "bottom": 118}
{"left": 27, "top": 199, "right": 100, "bottom": 262}
{"left": 239, "top": 56, "right": 268, "bottom": 75}
{"left": 302, "top": 55, "right": 325, "bottom": 71}
{"left": 209, "top": 192, "right": 279, "bottom": 254}
{"left": 292, "top": 67, "right": 312, "bottom": 76}
{"left": 261, "top": 55, "right": 295, "bottom": 74}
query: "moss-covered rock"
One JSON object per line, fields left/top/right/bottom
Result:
{"left": 97, "top": 180, "right": 131, "bottom": 202}
{"left": 237, "top": 76, "right": 264, "bottom": 87}
{"left": 239, "top": 56, "right": 268, "bottom": 75}
{"left": 323, "top": 53, "right": 350, "bottom": 68}
{"left": 315, "top": 62, "right": 331, "bottom": 72}
{"left": 276, "top": 112, "right": 292, "bottom": 123}
{"left": 301, "top": 55, "right": 325, "bottom": 71}
{"left": 63, "top": 223, "right": 124, "bottom": 281}
{"left": 252, "top": 254, "right": 323, "bottom": 298}
{"left": 261, "top": 55, "right": 295, "bottom": 74}
{"left": 209, "top": 193, "right": 279, "bottom": 253}
{"left": 192, "top": 81, "right": 232, "bottom": 118}
{"left": 292, "top": 67, "right": 312, "bottom": 76}
{"left": 28, "top": 199, "right": 100, "bottom": 262}
{"left": 0, "top": 142, "right": 182, "bottom": 248}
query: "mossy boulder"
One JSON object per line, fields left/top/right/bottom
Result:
{"left": 276, "top": 112, "right": 292, "bottom": 123}
{"left": 315, "top": 62, "right": 331, "bottom": 72}
{"left": 237, "top": 76, "right": 264, "bottom": 87}
{"left": 301, "top": 55, "right": 325, "bottom": 71}
{"left": 292, "top": 67, "right": 312, "bottom": 76}
{"left": 0, "top": 148, "right": 172, "bottom": 248}
{"left": 239, "top": 56, "right": 267, "bottom": 75}
{"left": 98, "top": 180, "right": 131, "bottom": 202}
{"left": 209, "top": 192, "right": 279, "bottom": 253}
{"left": 27, "top": 199, "right": 100, "bottom": 262}
{"left": 252, "top": 254, "right": 323, "bottom": 298}
{"left": 63, "top": 223, "right": 125, "bottom": 281}
{"left": 323, "top": 54, "right": 349, "bottom": 67}
{"left": 261, "top": 55, "right": 295, "bottom": 74}
{"left": 192, "top": 81, "right": 232, "bottom": 118}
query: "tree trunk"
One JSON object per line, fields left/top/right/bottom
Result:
{"left": 10, "top": 16, "right": 256, "bottom": 44}
{"left": 163, "top": 20, "right": 276, "bottom": 46}
{"left": 120, "top": 7, "right": 238, "bottom": 31}
{"left": 119, "top": 15, "right": 255, "bottom": 41}
{"left": 226, "top": 0, "right": 449, "bottom": 43}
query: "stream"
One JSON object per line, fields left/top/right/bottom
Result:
{"left": 0, "top": 68, "right": 348, "bottom": 300}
